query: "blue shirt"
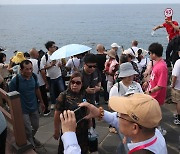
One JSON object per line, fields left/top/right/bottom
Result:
{"left": 9, "top": 74, "right": 39, "bottom": 114}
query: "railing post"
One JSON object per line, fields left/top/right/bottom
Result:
{"left": 7, "top": 91, "right": 27, "bottom": 146}
{"left": 6, "top": 91, "right": 33, "bottom": 153}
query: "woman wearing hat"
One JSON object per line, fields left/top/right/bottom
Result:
{"left": 110, "top": 62, "right": 143, "bottom": 97}
{"left": 8, "top": 52, "right": 26, "bottom": 76}
{"left": 104, "top": 49, "right": 119, "bottom": 93}
{"left": 122, "top": 49, "right": 141, "bottom": 83}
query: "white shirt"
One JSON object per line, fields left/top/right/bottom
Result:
{"left": 135, "top": 58, "right": 150, "bottom": 73}
{"left": 109, "top": 81, "right": 143, "bottom": 97}
{"left": 172, "top": 59, "right": 180, "bottom": 90}
{"left": 131, "top": 46, "right": 139, "bottom": 54}
{"left": 0, "top": 63, "right": 9, "bottom": 78}
{"left": 29, "top": 58, "right": 45, "bottom": 86}
{"left": 66, "top": 57, "right": 80, "bottom": 74}
{"left": 61, "top": 132, "right": 81, "bottom": 154}
{"left": 128, "top": 129, "right": 167, "bottom": 154}
{"left": 41, "top": 53, "right": 62, "bottom": 79}
{"left": 61, "top": 111, "right": 167, "bottom": 154}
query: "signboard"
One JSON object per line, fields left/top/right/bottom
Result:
{"left": 164, "top": 8, "right": 173, "bottom": 17}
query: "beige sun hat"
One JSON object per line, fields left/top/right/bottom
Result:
{"left": 123, "top": 48, "right": 135, "bottom": 58}
{"left": 11, "top": 52, "right": 26, "bottom": 64}
{"left": 109, "top": 93, "right": 162, "bottom": 128}
{"left": 106, "top": 49, "right": 116, "bottom": 59}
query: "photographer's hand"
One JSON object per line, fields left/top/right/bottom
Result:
{"left": 60, "top": 110, "right": 77, "bottom": 133}
{"left": 79, "top": 102, "right": 100, "bottom": 119}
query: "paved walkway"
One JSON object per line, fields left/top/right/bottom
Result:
{"left": 34, "top": 102, "right": 180, "bottom": 154}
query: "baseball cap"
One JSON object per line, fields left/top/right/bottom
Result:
{"left": 109, "top": 93, "right": 162, "bottom": 128}
{"left": 111, "top": 43, "right": 120, "bottom": 48}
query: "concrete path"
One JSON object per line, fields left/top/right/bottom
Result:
{"left": 34, "top": 102, "right": 180, "bottom": 154}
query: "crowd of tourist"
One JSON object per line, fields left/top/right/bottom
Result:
{"left": 0, "top": 36, "right": 180, "bottom": 154}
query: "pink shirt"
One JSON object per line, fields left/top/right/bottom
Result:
{"left": 148, "top": 59, "right": 168, "bottom": 105}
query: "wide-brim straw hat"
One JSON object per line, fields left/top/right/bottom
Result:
{"left": 11, "top": 52, "right": 26, "bottom": 64}
{"left": 106, "top": 49, "right": 116, "bottom": 59}
{"left": 118, "top": 62, "right": 138, "bottom": 78}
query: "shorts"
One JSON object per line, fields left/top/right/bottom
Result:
{"left": 171, "top": 88, "right": 180, "bottom": 103}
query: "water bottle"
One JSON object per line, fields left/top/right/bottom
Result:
{"left": 151, "top": 30, "right": 155, "bottom": 36}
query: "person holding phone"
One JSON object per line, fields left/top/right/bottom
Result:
{"left": 60, "top": 94, "right": 167, "bottom": 154}
{"left": 81, "top": 53, "right": 101, "bottom": 153}
{"left": 54, "top": 72, "right": 89, "bottom": 154}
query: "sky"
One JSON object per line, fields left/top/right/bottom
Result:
{"left": 0, "top": 0, "right": 180, "bottom": 5}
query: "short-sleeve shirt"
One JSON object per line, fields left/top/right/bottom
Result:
{"left": 9, "top": 74, "right": 39, "bottom": 114}
{"left": 163, "top": 21, "right": 179, "bottom": 41}
{"left": 41, "top": 53, "right": 62, "bottom": 79}
{"left": 55, "top": 89, "right": 89, "bottom": 153}
{"left": 29, "top": 58, "right": 45, "bottom": 86}
{"left": 148, "top": 59, "right": 168, "bottom": 105}
{"left": 81, "top": 69, "right": 101, "bottom": 104}
{"left": 65, "top": 57, "right": 80, "bottom": 74}
{"left": 110, "top": 81, "right": 143, "bottom": 97}
{"left": 172, "top": 59, "right": 180, "bottom": 90}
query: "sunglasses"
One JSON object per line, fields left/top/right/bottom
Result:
{"left": 86, "top": 64, "right": 97, "bottom": 68}
{"left": 71, "top": 80, "right": 82, "bottom": 85}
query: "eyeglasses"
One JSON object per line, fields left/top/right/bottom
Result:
{"left": 116, "top": 113, "right": 134, "bottom": 123}
{"left": 71, "top": 80, "right": 82, "bottom": 85}
{"left": 117, "top": 113, "right": 142, "bottom": 129}
{"left": 86, "top": 64, "right": 97, "bottom": 68}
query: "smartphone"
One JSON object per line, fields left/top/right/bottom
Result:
{"left": 74, "top": 106, "right": 87, "bottom": 123}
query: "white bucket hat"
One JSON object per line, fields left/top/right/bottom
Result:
{"left": 118, "top": 62, "right": 138, "bottom": 78}
{"left": 135, "top": 48, "right": 148, "bottom": 57}
{"left": 111, "top": 43, "right": 120, "bottom": 48}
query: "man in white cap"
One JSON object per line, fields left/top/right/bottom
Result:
{"left": 111, "top": 43, "right": 120, "bottom": 62}
{"left": 60, "top": 93, "right": 167, "bottom": 154}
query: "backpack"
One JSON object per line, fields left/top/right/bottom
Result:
{"left": 15, "top": 73, "right": 37, "bottom": 91}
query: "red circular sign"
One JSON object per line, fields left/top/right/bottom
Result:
{"left": 164, "top": 8, "right": 173, "bottom": 17}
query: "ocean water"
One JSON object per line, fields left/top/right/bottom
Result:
{"left": 0, "top": 4, "right": 180, "bottom": 59}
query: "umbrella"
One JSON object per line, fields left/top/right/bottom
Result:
{"left": 50, "top": 44, "right": 92, "bottom": 60}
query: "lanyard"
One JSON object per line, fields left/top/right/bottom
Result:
{"left": 128, "top": 137, "right": 157, "bottom": 154}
